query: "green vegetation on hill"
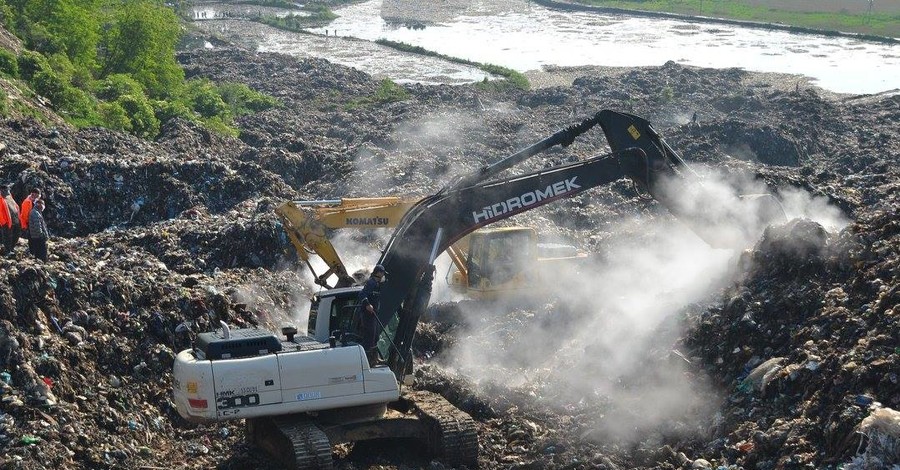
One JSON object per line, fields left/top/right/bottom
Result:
{"left": 573, "top": 0, "right": 900, "bottom": 38}
{"left": 0, "top": 0, "right": 278, "bottom": 137}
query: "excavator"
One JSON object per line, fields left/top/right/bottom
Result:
{"left": 276, "top": 198, "right": 588, "bottom": 298}
{"left": 173, "top": 110, "right": 785, "bottom": 469}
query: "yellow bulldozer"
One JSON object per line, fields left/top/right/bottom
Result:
{"left": 275, "top": 197, "right": 587, "bottom": 298}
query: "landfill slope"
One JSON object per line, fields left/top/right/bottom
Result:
{"left": 0, "top": 43, "right": 898, "bottom": 470}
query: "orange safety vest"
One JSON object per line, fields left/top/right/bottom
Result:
{"left": 0, "top": 198, "right": 10, "bottom": 228}
{"left": 20, "top": 197, "right": 34, "bottom": 230}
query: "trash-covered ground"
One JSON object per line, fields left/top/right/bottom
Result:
{"left": 1, "top": 19, "right": 899, "bottom": 470}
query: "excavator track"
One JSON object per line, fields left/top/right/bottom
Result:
{"left": 246, "top": 415, "right": 333, "bottom": 470}
{"left": 407, "top": 391, "right": 479, "bottom": 467}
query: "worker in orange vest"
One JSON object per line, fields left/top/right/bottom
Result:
{"left": 19, "top": 187, "right": 41, "bottom": 239}
{"left": 1, "top": 185, "right": 19, "bottom": 253}
{"left": 0, "top": 184, "right": 11, "bottom": 254}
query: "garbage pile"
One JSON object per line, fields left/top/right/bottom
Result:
{"left": 0, "top": 40, "right": 898, "bottom": 470}
{"left": 682, "top": 212, "right": 899, "bottom": 469}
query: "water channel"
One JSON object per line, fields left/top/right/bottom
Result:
{"left": 193, "top": 0, "right": 900, "bottom": 94}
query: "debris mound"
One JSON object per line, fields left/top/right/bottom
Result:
{"left": 0, "top": 41, "right": 897, "bottom": 470}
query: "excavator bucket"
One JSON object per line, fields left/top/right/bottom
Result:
{"left": 597, "top": 110, "right": 786, "bottom": 248}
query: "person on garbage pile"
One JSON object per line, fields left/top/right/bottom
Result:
{"left": 28, "top": 199, "right": 49, "bottom": 262}
{"left": 1, "top": 185, "right": 20, "bottom": 253}
{"left": 19, "top": 187, "right": 41, "bottom": 238}
{"left": 0, "top": 186, "right": 10, "bottom": 254}
{"left": 357, "top": 264, "right": 388, "bottom": 367}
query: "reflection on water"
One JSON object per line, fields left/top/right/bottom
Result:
{"left": 191, "top": 20, "right": 490, "bottom": 85}
{"left": 193, "top": 1, "right": 900, "bottom": 94}
{"left": 309, "top": 0, "right": 900, "bottom": 94}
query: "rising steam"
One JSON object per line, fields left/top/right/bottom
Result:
{"left": 439, "top": 167, "right": 849, "bottom": 443}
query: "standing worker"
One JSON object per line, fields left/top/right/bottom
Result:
{"left": 1, "top": 185, "right": 19, "bottom": 253}
{"left": 357, "top": 264, "right": 388, "bottom": 367}
{"left": 19, "top": 187, "right": 41, "bottom": 238}
{"left": 0, "top": 185, "right": 10, "bottom": 254}
{"left": 28, "top": 199, "right": 49, "bottom": 261}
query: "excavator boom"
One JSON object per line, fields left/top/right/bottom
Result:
{"left": 375, "top": 110, "right": 785, "bottom": 378}
{"left": 276, "top": 197, "right": 420, "bottom": 287}
{"left": 173, "top": 109, "right": 786, "bottom": 469}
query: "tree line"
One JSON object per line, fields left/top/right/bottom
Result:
{"left": 0, "top": 0, "right": 277, "bottom": 138}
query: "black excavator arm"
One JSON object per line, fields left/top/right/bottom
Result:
{"left": 373, "top": 110, "right": 783, "bottom": 379}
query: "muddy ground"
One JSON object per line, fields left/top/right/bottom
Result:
{"left": 0, "top": 7, "right": 899, "bottom": 470}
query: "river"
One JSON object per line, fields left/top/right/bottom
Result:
{"left": 193, "top": 0, "right": 900, "bottom": 94}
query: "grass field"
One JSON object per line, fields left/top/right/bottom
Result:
{"left": 574, "top": 0, "right": 900, "bottom": 38}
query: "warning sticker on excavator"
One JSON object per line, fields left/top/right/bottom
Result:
{"left": 628, "top": 125, "right": 641, "bottom": 140}
{"left": 187, "top": 381, "right": 198, "bottom": 394}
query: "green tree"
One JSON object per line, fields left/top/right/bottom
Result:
{"left": 43, "top": 0, "right": 100, "bottom": 69}
{"left": 116, "top": 93, "right": 159, "bottom": 138}
{"left": 6, "top": 0, "right": 100, "bottom": 68}
{"left": 97, "top": 0, "right": 183, "bottom": 98}
{"left": 31, "top": 69, "right": 65, "bottom": 103}
{"left": 17, "top": 49, "right": 52, "bottom": 81}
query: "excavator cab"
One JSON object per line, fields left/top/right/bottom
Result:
{"left": 174, "top": 109, "right": 789, "bottom": 470}
{"left": 457, "top": 227, "right": 535, "bottom": 297}
{"left": 306, "top": 287, "right": 366, "bottom": 343}
{"left": 447, "top": 227, "right": 587, "bottom": 299}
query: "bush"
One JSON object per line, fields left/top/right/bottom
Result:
{"left": 98, "top": 101, "right": 131, "bottom": 132}
{"left": 201, "top": 115, "right": 239, "bottom": 138}
{"left": 153, "top": 99, "right": 196, "bottom": 125}
{"left": 0, "top": 49, "right": 18, "bottom": 77}
{"left": 59, "top": 87, "right": 99, "bottom": 126}
{"left": 31, "top": 70, "right": 67, "bottom": 104}
{"left": 96, "top": 74, "right": 144, "bottom": 101}
{"left": 17, "top": 50, "right": 51, "bottom": 81}
{"left": 117, "top": 94, "right": 159, "bottom": 138}
{"left": 184, "top": 79, "right": 230, "bottom": 119}
{"left": 372, "top": 79, "right": 410, "bottom": 103}
{"left": 47, "top": 53, "right": 75, "bottom": 82}
{"left": 217, "top": 82, "right": 278, "bottom": 115}
{"left": 659, "top": 85, "right": 675, "bottom": 103}
{"left": 346, "top": 79, "right": 410, "bottom": 109}
{"left": 0, "top": 4, "right": 13, "bottom": 31}
{"left": 475, "top": 64, "right": 530, "bottom": 92}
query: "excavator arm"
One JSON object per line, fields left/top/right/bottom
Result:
{"left": 374, "top": 110, "right": 785, "bottom": 379}
{"left": 275, "top": 198, "right": 420, "bottom": 288}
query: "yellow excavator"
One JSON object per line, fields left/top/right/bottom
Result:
{"left": 275, "top": 198, "right": 587, "bottom": 298}
{"left": 174, "top": 110, "right": 787, "bottom": 469}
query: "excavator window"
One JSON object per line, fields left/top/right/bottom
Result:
{"left": 467, "top": 230, "right": 535, "bottom": 289}
{"left": 330, "top": 298, "right": 362, "bottom": 340}
{"left": 307, "top": 298, "right": 319, "bottom": 336}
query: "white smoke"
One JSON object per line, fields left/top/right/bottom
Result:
{"left": 777, "top": 185, "right": 849, "bottom": 232}
{"left": 446, "top": 218, "right": 731, "bottom": 442}
{"left": 353, "top": 109, "right": 496, "bottom": 192}
{"left": 299, "top": 228, "right": 391, "bottom": 288}
{"left": 432, "top": 251, "right": 469, "bottom": 303}
{"left": 440, "top": 167, "right": 850, "bottom": 443}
